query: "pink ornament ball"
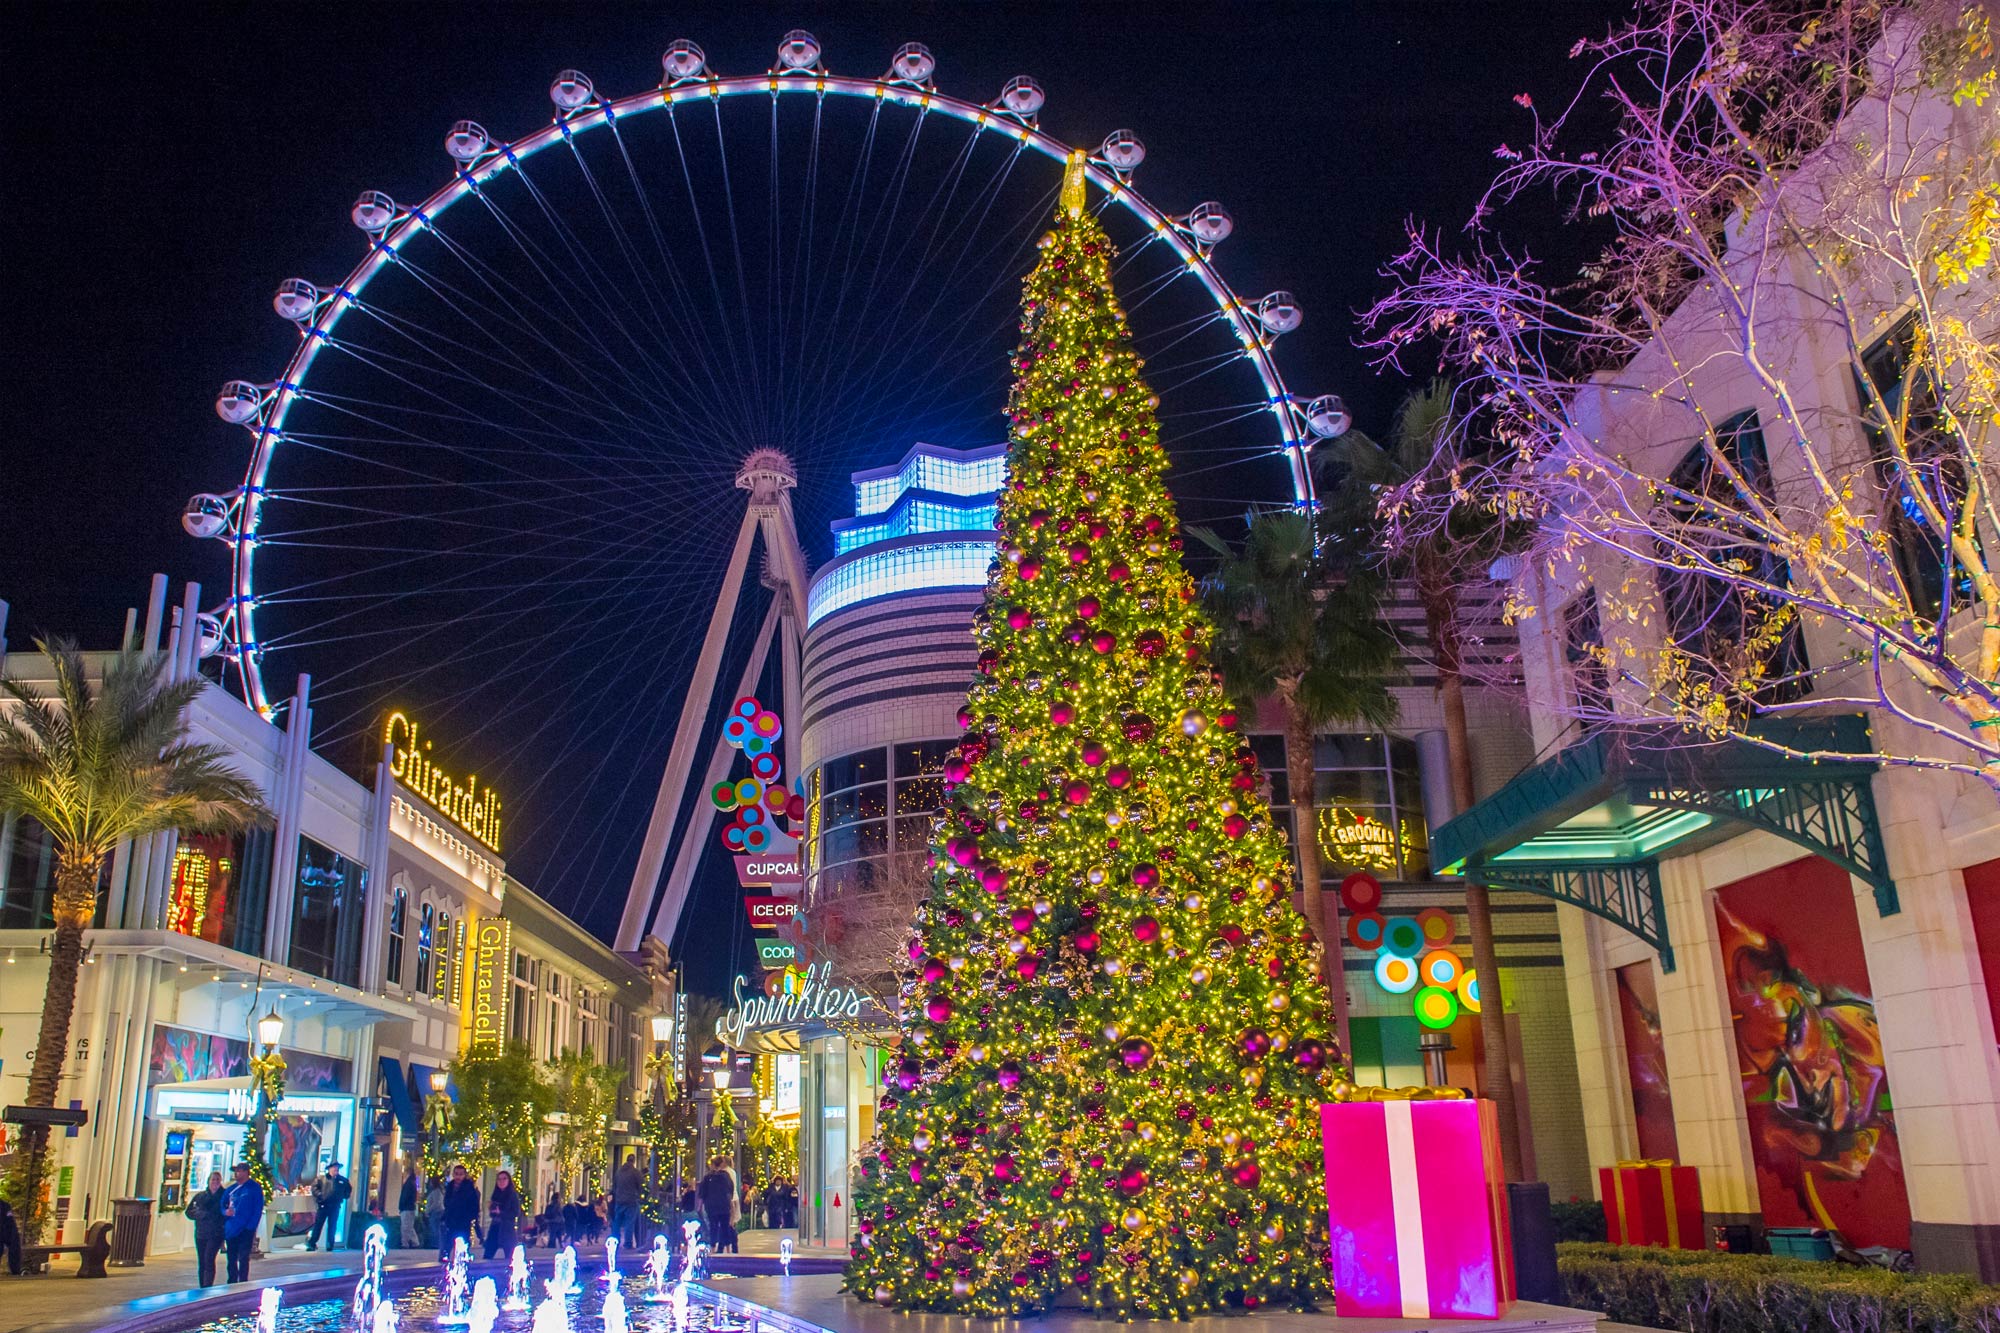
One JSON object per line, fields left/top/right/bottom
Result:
{"left": 925, "top": 996, "right": 953, "bottom": 1023}
{"left": 1132, "top": 915, "right": 1160, "bottom": 943}
{"left": 1050, "top": 701, "right": 1075, "bottom": 726}
{"left": 1222, "top": 813, "right": 1249, "bottom": 839}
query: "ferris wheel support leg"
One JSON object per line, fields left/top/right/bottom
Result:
{"left": 780, "top": 611, "right": 803, "bottom": 787}
{"left": 649, "top": 598, "right": 783, "bottom": 947}
{"left": 616, "top": 509, "right": 761, "bottom": 952}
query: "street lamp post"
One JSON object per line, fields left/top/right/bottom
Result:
{"left": 648, "top": 1014, "right": 673, "bottom": 1202}
{"left": 423, "top": 1068, "right": 451, "bottom": 1179}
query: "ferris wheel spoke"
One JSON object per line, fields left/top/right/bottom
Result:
{"left": 794, "top": 96, "right": 890, "bottom": 413}
{"left": 543, "top": 135, "right": 737, "bottom": 427}
{"left": 707, "top": 100, "right": 771, "bottom": 439}
{"left": 324, "top": 324, "right": 691, "bottom": 472}
{"left": 659, "top": 104, "right": 762, "bottom": 424}
{"left": 349, "top": 283, "right": 693, "bottom": 451}
{"left": 386, "top": 234, "right": 716, "bottom": 445}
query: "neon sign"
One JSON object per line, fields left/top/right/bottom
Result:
{"left": 464, "top": 918, "right": 511, "bottom": 1053}
{"left": 715, "top": 962, "right": 865, "bottom": 1046}
{"left": 383, "top": 712, "right": 502, "bottom": 852}
{"left": 1316, "top": 808, "right": 1419, "bottom": 874}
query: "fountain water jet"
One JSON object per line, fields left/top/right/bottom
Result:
{"left": 602, "top": 1236, "right": 619, "bottom": 1283}
{"left": 602, "top": 1286, "right": 629, "bottom": 1333}
{"left": 436, "top": 1236, "right": 472, "bottom": 1325}
{"left": 504, "top": 1245, "right": 533, "bottom": 1311}
{"left": 467, "top": 1278, "right": 500, "bottom": 1333}
{"left": 643, "top": 1235, "right": 673, "bottom": 1302}
{"left": 257, "top": 1288, "right": 281, "bottom": 1333}
{"left": 353, "top": 1222, "right": 389, "bottom": 1321}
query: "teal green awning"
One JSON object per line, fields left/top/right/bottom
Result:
{"left": 1431, "top": 716, "right": 1894, "bottom": 971}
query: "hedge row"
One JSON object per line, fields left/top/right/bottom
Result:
{"left": 1555, "top": 1243, "right": 2000, "bottom": 1333}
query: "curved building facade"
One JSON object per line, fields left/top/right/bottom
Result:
{"left": 799, "top": 442, "right": 1003, "bottom": 907}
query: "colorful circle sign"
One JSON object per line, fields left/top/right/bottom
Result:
{"left": 1414, "top": 985, "right": 1460, "bottom": 1030}
{"left": 1421, "top": 949, "right": 1463, "bottom": 988}
{"left": 1374, "top": 952, "right": 1419, "bottom": 995}
{"left": 1457, "top": 969, "right": 1482, "bottom": 1014}
{"left": 1340, "top": 872, "right": 1383, "bottom": 915}
{"left": 1415, "top": 906, "right": 1456, "bottom": 949}
{"left": 1346, "top": 912, "right": 1386, "bottom": 951}
{"left": 1380, "top": 916, "right": 1425, "bottom": 959}
{"left": 711, "top": 781, "right": 739, "bottom": 810}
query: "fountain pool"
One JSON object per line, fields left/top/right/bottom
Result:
{"left": 116, "top": 1275, "right": 819, "bottom": 1333}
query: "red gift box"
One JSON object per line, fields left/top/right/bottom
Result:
{"left": 1322, "top": 1098, "right": 1516, "bottom": 1319}
{"left": 1600, "top": 1160, "right": 1703, "bottom": 1249}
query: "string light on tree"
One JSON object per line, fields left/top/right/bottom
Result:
{"left": 846, "top": 153, "right": 1345, "bottom": 1320}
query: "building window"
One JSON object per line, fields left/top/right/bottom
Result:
{"left": 1860, "top": 316, "right": 1971, "bottom": 621}
{"left": 386, "top": 885, "right": 408, "bottom": 988}
{"left": 1564, "top": 590, "right": 1611, "bottom": 720}
{"left": 416, "top": 903, "right": 435, "bottom": 996}
{"left": 166, "top": 826, "right": 274, "bottom": 954}
{"left": 1657, "top": 410, "right": 1809, "bottom": 710}
{"left": 510, "top": 951, "right": 537, "bottom": 1045}
{"left": 0, "top": 814, "right": 113, "bottom": 931}
{"left": 288, "top": 837, "right": 366, "bottom": 988}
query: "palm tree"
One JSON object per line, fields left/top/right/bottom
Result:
{"left": 1193, "top": 510, "right": 1401, "bottom": 1057}
{"left": 1337, "top": 378, "right": 1528, "bottom": 1181}
{"left": 0, "top": 640, "right": 268, "bottom": 1239}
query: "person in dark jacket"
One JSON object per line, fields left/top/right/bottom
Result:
{"left": 484, "top": 1169, "right": 523, "bottom": 1259}
{"left": 222, "top": 1161, "right": 264, "bottom": 1283}
{"left": 185, "top": 1171, "right": 227, "bottom": 1286}
{"left": 696, "top": 1161, "right": 736, "bottom": 1253}
{"left": 539, "top": 1190, "right": 566, "bottom": 1249}
{"left": 306, "top": 1162, "right": 351, "bottom": 1250}
{"left": 0, "top": 1198, "right": 21, "bottom": 1278}
{"left": 398, "top": 1170, "right": 421, "bottom": 1248}
{"left": 438, "top": 1163, "right": 481, "bottom": 1259}
{"left": 611, "top": 1154, "right": 644, "bottom": 1246}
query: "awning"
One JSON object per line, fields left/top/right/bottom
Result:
{"left": 1431, "top": 715, "right": 1893, "bottom": 972}
{"left": 379, "top": 1056, "right": 419, "bottom": 1135}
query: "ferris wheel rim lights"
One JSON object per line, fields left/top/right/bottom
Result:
{"left": 192, "top": 33, "right": 1335, "bottom": 718}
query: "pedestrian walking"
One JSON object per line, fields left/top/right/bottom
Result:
{"left": 222, "top": 1161, "right": 264, "bottom": 1283}
{"left": 484, "top": 1169, "right": 523, "bottom": 1259}
{"left": 439, "top": 1163, "right": 481, "bottom": 1259}
{"left": 0, "top": 1199, "right": 22, "bottom": 1277}
{"left": 398, "top": 1168, "right": 421, "bottom": 1249}
{"left": 697, "top": 1160, "right": 736, "bottom": 1254}
{"left": 611, "top": 1153, "right": 643, "bottom": 1246}
{"left": 306, "top": 1162, "right": 350, "bottom": 1250}
{"left": 185, "top": 1170, "right": 227, "bottom": 1286}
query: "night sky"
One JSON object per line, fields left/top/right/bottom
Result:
{"left": 3, "top": 2, "right": 1624, "bottom": 994}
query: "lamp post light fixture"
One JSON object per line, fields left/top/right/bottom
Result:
{"left": 256, "top": 1008, "right": 284, "bottom": 1050}
{"left": 647, "top": 1014, "right": 675, "bottom": 1199}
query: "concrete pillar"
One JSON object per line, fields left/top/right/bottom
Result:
{"left": 1556, "top": 906, "right": 1639, "bottom": 1176}
{"left": 1862, "top": 769, "right": 2000, "bottom": 1279}
{"left": 1651, "top": 855, "right": 1762, "bottom": 1233}
{"left": 1415, "top": 730, "right": 1457, "bottom": 829}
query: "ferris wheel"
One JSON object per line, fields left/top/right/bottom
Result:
{"left": 183, "top": 32, "right": 1350, "bottom": 910}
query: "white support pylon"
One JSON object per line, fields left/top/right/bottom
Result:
{"left": 615, "top": 450, "right": 811, "bottom": 952}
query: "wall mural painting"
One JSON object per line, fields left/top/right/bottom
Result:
{"left": 148, "top": 1025, "right": 248, "bottom": 1086}
{"left": 1714, "top": 857, "right": 1910, "bottom": 1249}
{"left": 1613, "top": 961, "right": 1679, "bottom": 1163}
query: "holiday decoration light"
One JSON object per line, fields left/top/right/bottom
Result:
{"left": 845, "top": 152, "right": 1339, "bottom": 1319}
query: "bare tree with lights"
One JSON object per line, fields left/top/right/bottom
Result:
{"left": 1366, "top": 0, "right": 2000, "bottom": 784}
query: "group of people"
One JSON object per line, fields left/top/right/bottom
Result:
{"left": 395, "top": 1162, "right": 526, "bottom": 1258}
{"left": 181, "top": 1150, "right": 792, "bottom": 1288}
{"left": 182, "top": 1161, "right": 270, "bottom": 1287}
{"left": 679, "top": 1159, "right": 797, "bottom": 1252}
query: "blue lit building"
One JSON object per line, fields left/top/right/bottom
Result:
{"left": 799, "top": 442, "right": 1003, "bottom": 910}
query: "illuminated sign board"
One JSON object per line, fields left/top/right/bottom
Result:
{"left": 733, "top": 849, "right": 802, "bottom": 889}
{"left": 464, "top": 917, "right": 512, "bottom": 1054}
{"left": 745, "top": 896, "right": 800, "bottom": 929}
{"left": 383, "top": 712, "right": 503, "bottom": 852}
{"left": 1316, "top": 808, "right": 1420, "bottom": 875}
{"left": 757, "top": 939, "right": 798, "bottom": 966}
{"left": 716, "top": 962, "right": 865, "bottom": 1046}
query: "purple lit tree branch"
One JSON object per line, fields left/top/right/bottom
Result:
{"left": 1365, "top": 0, "right": 2000, "bottom": 788}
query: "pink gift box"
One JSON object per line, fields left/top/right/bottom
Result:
{"left": 1321, "top": 1098, "right": 1516, "bottom": 1319}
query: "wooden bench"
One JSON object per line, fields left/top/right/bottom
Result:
{"left": 21, "top": 1220, "right": 113, "bottom": 1277}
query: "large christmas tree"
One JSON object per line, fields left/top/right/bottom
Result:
{"left": 848, "top": 156, "right": 1340, "bottom": 1319}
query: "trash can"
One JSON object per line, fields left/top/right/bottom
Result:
{"left": 109, "top": 1198, "right": 154, "bottom": 1266}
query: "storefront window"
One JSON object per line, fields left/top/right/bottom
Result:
{"left": 434, "top": 910, "right": 454, "bottom": 1000}
{"left": 1251, "top": 734, "right": 1429, "bottom": 882}
{"left": 167, "top": 827, "right": 274, "bottom": 953}
{"left": 289, "top": 837, "right": 367, "bottom": 987}
{"left": 808, "top": 741, "right": 957, "bottom": 904}
{"left": 813, "top": 1039, "right": 848, "bottom": 1240}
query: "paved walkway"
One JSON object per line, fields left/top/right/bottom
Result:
{"left": 2, "top": 1242, "right": 440, "bottom": 1333}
